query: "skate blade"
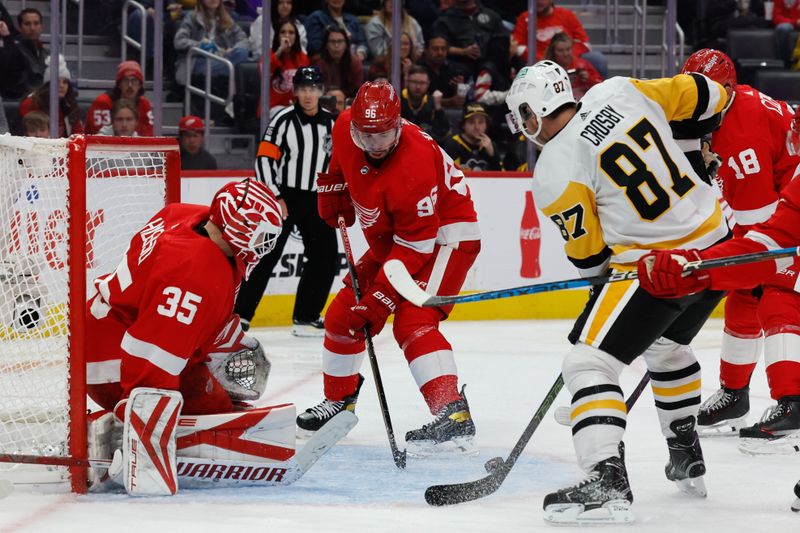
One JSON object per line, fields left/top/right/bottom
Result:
{"left": 543, "top": 500, "right": 635, "bottom": 526}
{"left": 697, "top": 416, "right": 748, "bottom": 438}
{"left": 405, "top": 436, "right": 478, "bottom": 458}
{"left": 738, "top": 436, "right": 800, "bottom": 456}
{"left": 290, "top": 327, "right": 325, "bottom": 338}
{"left": 674, "top": 476, "right": 707, "bottom": 498}
{"left": 792, "top": 498, "right": 800, "bottom": 513}
{"left": 295, "top": 427, "right": 316, "bottom": 440}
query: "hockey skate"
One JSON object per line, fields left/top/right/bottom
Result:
{"left": 665, "top": 416, "right": 707, "bottom": 497}
{"left": 543, "top": 443, "right": 634, "bottom": 526}
{"left": 296, "top": 374, "right": 364, "bottom": 436}
{"left": 791, "top": 480, "right": 800, "bottom": 512}
{"left": 696, "top": 386, "right": 749, "bottom": 437}
{"left": 738, "top": 397, "right": 800, "bottom": 456}
{"left": 405, "top": 386, "right": 477, "bottom": 457}
{"left": 291, "top": 318, "right": 325, "bottom": 338}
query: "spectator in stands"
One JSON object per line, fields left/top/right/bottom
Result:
{"left": 19, "top": 56, "right": 83, "bottom": 138}
{"left": 406, "top": 0, "right": 441, "bottom": 37}
{"left": 22, "top": 110, "right": 48, "bottom": 138}
{"left": 694, "top": 1, "right": 768, "bottom": 51}
{"left": 774, "top": 0, "right": 800, "bottom": 62}
{"left": 86, "top": 61, "right": 154, "bottom": 136}
{"left": 442, "top": 102, "right": 502, "bottom": 171}
{"left": 418, "top": 35, "right": 467, "bottom": 109}
{"left": 544, "top": 32, "right": 602, "bottom": 100}
{"left": 0, "top": 2, "right": 17, "bottom": 38}
{"left": 125, "top": 1, "right": 183, "bottom": 70}
{"left": 98, "top": 99, "right": 139, "bottom": 137}
{"left": 305, "top": 0, "right": 368, "bottom": 60}
{"left": 0, "top": 8, "right": 48, "bottom": 99}
{"left": 365, "top": 0, "right": 425, "bottom": 60}
{"left": 430, "top": 0, "right": 508, "bottom": 78}
{"left": 250, "top": 0, "right": 308, "bottom": 59}
{"left": 368, "top": 31, "right": 415, "bottom": 87}
{"left": 178, "top": 115, "right": 218, "bottom": 170}
{"left": 322, "top": 86, "right": 347, "bottom": 115}
{"left": 268, "top": 18, "right": 311, "bottom": 110}
{"left": 402, "top": 65, "right": 450, "bottom": 143}
{"left": 174, "top": 0, "right": 250, "bottom": 125}
{"left": 512, "top": 0, "right": 608, "bottom": 78}
{"left": 312, "top": 27, "right": 363, "bottom": 97}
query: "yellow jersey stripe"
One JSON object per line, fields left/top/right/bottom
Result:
{"left": 630, "top": 75, "right": 727, "bottom": 123}
{"left": 571, "top": 399, "right": 627, "bottom": 420}
{"left": 585, "top": 279, "right": 634, "bottom": 345}
{"left": 651, "top": 379, "right": 702, "bottom": 397}
{"left": 610, "top": 201, "right": 723, "bottom": 257}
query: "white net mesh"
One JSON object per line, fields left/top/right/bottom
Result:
{"left": 0, "top": 136, "right": 171, "bottom": 483}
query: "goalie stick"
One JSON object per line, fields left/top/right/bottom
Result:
{"left": 338, "top": 216, "right": 407, "bottom": 470}
{"left": 385, "top": 247, "right": 800, "bottom": 308}
{"left": 553, "top": 371, "right": 650, "bottom": 427}
{"left": 424, "top": 374, "right": 564, "bottom": 506}
{"left": 0, "top": 411, "right": 357, "bottom": 488}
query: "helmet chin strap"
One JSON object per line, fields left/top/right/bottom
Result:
{"left": 522, "top": 116, "right": 546, "bottom": 148}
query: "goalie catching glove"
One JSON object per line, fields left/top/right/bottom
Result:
{"left": 206, "top": 314, "right": 270, "bottom": 401}
{"left": 637, "top": 249, "right": 710, "bottom": 298}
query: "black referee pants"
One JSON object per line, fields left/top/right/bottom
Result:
{"left": 235, "top": 188, "right": 338, "bottom": 323}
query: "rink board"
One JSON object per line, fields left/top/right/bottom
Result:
{"left": 181, "top": 171, "right": 724, "bottom": 325}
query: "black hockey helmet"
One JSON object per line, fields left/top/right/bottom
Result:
{"left": 293, "top": 67, "right": 324, "bottom": 91}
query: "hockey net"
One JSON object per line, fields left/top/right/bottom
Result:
{"left": 0, "top": 135, "right": 180, "bottom": 492}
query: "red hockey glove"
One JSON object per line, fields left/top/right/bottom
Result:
{"left": 317, "top": 172, "right": 355, "bottom": 228}
{"left": 637, "top": 249, "right": 711, "bottom": 298}
{"left": 346, "top": 284, "right": 399, "bottom": 339}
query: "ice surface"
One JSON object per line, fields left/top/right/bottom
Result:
{"left": 1, "top": 319, "right": 799, "bottom": 532}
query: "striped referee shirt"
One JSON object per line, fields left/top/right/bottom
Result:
{"left": 255, "top": 103, "right": 335, "bottom": 196}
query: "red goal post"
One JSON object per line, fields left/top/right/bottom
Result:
{"left": 0, "top": 135, "right": 180, "bottom": 493}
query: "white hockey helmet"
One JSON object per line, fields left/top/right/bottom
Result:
{"left": 505, "top": 60, "right": 576, "bottom": 147}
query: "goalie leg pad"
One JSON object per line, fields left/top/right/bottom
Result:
{"left": 119, "top": 387, "right": 183, "bottom": 496}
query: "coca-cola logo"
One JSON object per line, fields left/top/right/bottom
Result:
{"left": 520, "top": 228, "right": 541, "bottom": 240}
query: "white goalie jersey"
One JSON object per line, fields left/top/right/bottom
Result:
{"left": 533, "top": 74, "right": 731, "bottom": 277}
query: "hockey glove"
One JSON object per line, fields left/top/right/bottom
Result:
{"left": 346, "top": 283, "right": 398, "bottom": 339}
{"left": 637, "top": 249, "right": 711, "bottom": 298}
{"left": 317, "top": 172, "right": 355, "bottom": 228}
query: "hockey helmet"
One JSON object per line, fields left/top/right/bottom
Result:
{"left": 209, "top": 179, "right": 283, "bottom": 280}
{"left": 681, "top": 49, "right": 737, "bottom": 89}
{"left": 293, "top": 66, "right": 324, "bottom": 91}
{"left": 350, "top": 81, "right": 403, "bottom": 156}
{"left": 505, "top": 60, "right": 576, "bottom": 147}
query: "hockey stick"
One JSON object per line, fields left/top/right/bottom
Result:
{"left": 424, "top": 374, "right": 564, "bottom": 506}
{"left": 554, "top": 371, "right": 650, "bottom": 427}
{"left": 385, "top": 246, "right": 800, "bottom": 308}
{"left": 0, "top": 411, "right": 358, "bottom": 488}
{"left": 337, "top": 216, "right": 407, "bottom": 469}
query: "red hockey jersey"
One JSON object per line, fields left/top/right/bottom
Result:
{"left": 712, "top": 85, "right": 800, "bottom": 231}
{"left": 702, "top": 176, "right": 800, "bottom": 291}
{"left": 328, "top": 109, "right": 479, "bottom": 279}
{"left": 85, "top": 93, "right": 155, "bottom": 136}
{"left": 85, "top": 203, "right": 239, "bottom": 397}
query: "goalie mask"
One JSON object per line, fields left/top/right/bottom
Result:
{"left": 505, "top": 60, "right": 575, "bottom": 147}
{"left": 350, "top": 81, "right": 403, "bottom": 157}
{"left": 209, "top": 179, "right": 283, "bottom": 280}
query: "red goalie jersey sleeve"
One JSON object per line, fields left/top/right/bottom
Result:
{"left": 711, "top": 86, "right": 800, "bottom": 231}
{"left": 86, "top": 203, "right": 239, "bottom": 397}
{"left": 701, "top": 177, "right": 800, "bottom": 290}
{"left": 328, "top": 109, "right": 479, "bottom": 279}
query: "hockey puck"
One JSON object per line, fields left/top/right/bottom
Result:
{"left": 484, "top": 456, "right": 504, "bottom": 473}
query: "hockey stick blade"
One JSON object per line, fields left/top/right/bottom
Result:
{"left": 424, "top": 375, "right": 564, "bottom": 506}
{"left": 389, "top": 247, "right": 800, "bottom": 308}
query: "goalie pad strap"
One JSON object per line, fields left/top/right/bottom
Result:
{"left": 123, "top": 387, "right": 183, "bottom": 496}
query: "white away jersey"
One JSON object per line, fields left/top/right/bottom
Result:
{"left": 533, "top": 74, "right": 730, "bottom": 276}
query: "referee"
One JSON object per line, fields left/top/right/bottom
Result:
{"left": 235, "top": 67, "right": 337, "bottom": 337}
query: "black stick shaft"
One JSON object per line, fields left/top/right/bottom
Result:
{"left": 337, "top": 217, "right": 407, "bottom": 469}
